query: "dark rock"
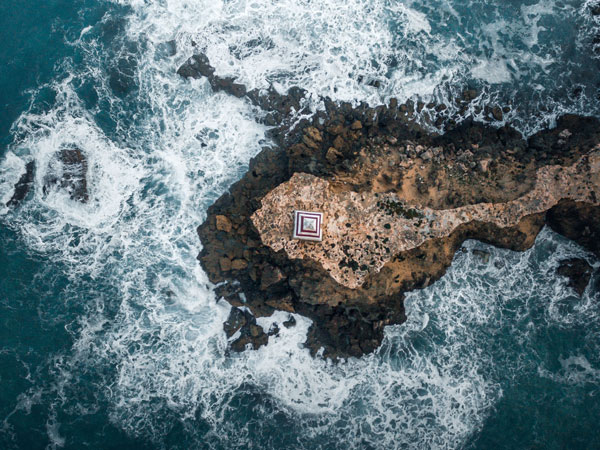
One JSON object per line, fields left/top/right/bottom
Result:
{"left": 260, "top": 265, "right": 285, "bottom": 290}
{"left": 215, "top": 215, "right": 233, "bottom": 232}
{"left": 283, "top": 315, "right": 296, "bottom": 328}
{"left": 546, "top": 200, "right": 600, "bottom": 258}
{"left": 463, "top": 89, "right": 478, "bottom": 102}
{"left": 268, "top": 323, "right": 280, "bottom": 336}
{"left": 472, "top": 249, "right": 491, "bottom": 264}
{"left": 176, "top": 53, "right": 215, "bottom": 79}
{"left": 223, "top": 306, "right": 248, "bottom": 337}
{"left": 556, "top": 258, "right": 593, "bottom": 296}
{"left": 491, "top": 106, "right": 503, "bottom": 121}
{"left": 223, "top": 307, "right": 269, "bottom": 351}
{"left": 43, "top": 148, "right": 89, "bottom": 202}
{"left": 186, "top": 52, "right": 600, "bottom": 359}
{"left": 177, "top": 53, "right": 309, "bottom": 132}
{"left": 6, "top": 161, "right": 35, "bottom": 207}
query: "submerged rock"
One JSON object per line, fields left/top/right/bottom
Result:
{"left": 43, "top": 148, "right": 89, "bottom": 202}
{"left": 6, "top": 161, "right": 35, "bottom": 207}
{"left": 223, "top": 306, "right": 269, "bottom": 352}
{"left": 472, "top": 250, "right": 491, "bottom": 264}
{"left": 556, "top": 258, "right": 594, "bottom": 297}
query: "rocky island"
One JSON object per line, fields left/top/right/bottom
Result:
{"left": 178, "top": 54, "right": 600, "bottom": 359}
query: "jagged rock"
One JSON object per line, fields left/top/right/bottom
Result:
{"left": 559, "top": 129, "right": 572, "bottom": 140}
{"left": 268, "top": 323, "right": 280, "bottom": 336}
{"left": 491, "top": 106, "right": 503, "bottom": 121}
{"left": 283, "top": 315, "right": 296, "bottom": 328}
{"left": 305, "top": 127, "right": 322, "bottom": 142}
{"left": 219, "top": 257, "right": 232, "bottom": 272}
{"left": 472, "top": 250, "right": 491, "bottom": 264}
{"left": 177, "top": 53, "right": 309, "bottom": 133}
{"left": 43, "top": 148, "right": 89, "bottom": 202}
{"left": 478, "top": 158, "right": 491, "bottom": 173}
{"left": 6, "top": 161, "right": 35, "bottom": 207}
{"left": 223, "top": 307, "right": 269, "bottom": 351}
{"left": 198, "top": 111, "right": 600, "bottom": 359}
{"left": 546, "top": 200, "right": 600, "bottom": 257}
{"left": 326, "top": 147, "right": 343, "bottom": 164}
{"left": 188, "top": 54, "right": 600, "bottom": 359}
{"left": 556, "top": 258, "right": 594, "bottom": 296}
{"left": 223, "top": 306, "right": 248, "bottom": 337}
{"left": 350, "top": 120, "right": 363, "bottom": 130}
{"left": 177, "top": 53, "right": 246, "bottom": 97}
{"left": 231, "top": 259, "right": 248, "bottom": 270}
{"left": 260, "top": 265, "right": 285, "bottom": 290}
{"left": 420, "top": 149, "right": 433, "bottom": 161}
{"left": 176, "top": 53, "right": 215, "bottom": 79}
{"left": 215, "top": 215, "right": 232, "bottom": 232}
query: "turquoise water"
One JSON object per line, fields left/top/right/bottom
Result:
{"left": 1, "top": 0, "right": 599, "bottom": 448}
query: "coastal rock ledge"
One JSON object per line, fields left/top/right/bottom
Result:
{"left": 197, "top": 106, "right": 600, "bottom": 358}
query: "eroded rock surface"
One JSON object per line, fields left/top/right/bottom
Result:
{"left": 556, "top": 258, "right": 595, "bottom": 297}
{"left": 6, "top": 161, "right": 35, "bottom": 207}
{"left": 185, "top": 54, "right": 600, "bottom": 358}
{"left": 43, "top": 148, "right": 89, "bottom": 202}
{"left": 252, "top": 151, "right": 600, "bottom": 289}
{"left": 198, "top": 111, "right": 600, "bottom": 358}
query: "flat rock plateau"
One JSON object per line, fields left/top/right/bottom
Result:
{"left": 179, "top": 54, "right": 600, "bottom": 359}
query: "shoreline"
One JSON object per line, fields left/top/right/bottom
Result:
{"left": 184, "top": 54, "right": 600, "bottom": 359}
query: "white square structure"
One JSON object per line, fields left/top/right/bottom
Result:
{"left": 293, "top": 210, "right": 323, "bottom": 241}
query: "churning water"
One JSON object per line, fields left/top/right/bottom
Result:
{"left": 1, "top": 0, "right": 600, "bottom": 448}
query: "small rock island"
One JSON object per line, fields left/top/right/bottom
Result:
{"left": 179, "top": 54, "right": 600, "bottom": 359}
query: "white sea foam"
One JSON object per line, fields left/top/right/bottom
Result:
{"left": 110, "top": 0, "right": 596, "bottom": 136}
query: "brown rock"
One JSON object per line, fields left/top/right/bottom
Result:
{"left": 420, "top": 149, "right": 433, "bottom": 161}
{"left": 305, "top": 126, "right": 323, "bottom": 142}
{"left": 219, "top": 257, "right": 232, "bottom": 272}
{"left": 556, "top": 258, "right": 593, "bottom": 296}
{"left": 231, "top": 259, "right": 248, "bottom": 270}
{"left": 194, "top": 82, "right": 600, "bottom": 360}
{"left": 492, "top": 106, "right": 503, "bottom": 121}
{"left": 261, "top": 265, "right": 285, "bottom": 290}
{"left": 216, "top": 215, "right": 232, "bottom": 232}
{"left": 302, "top": 135, "right": 320, "bottom": 150}
{"left": 327, "top": 123, "right": 345, "bottom": 135}
{"left": 326, "top": 147, "right": 343, "bottom": 163}
{"left": 333, "top": 135, "right": 345, "bottom": 150}
{"left": 350, "top": 120, "right": 363, "bottom": 130}
{"left": 463, "top": 89, "right": 477, "bottom": 101}
{"left": 266, "top": 295, "right": 294, "bottom": 312}
{"left": 223, "top": 307, "right": 248, "bottom": 337}
{"left": 249, "top": 324, "right": 263, "bottom": 337}
{"left": 478, "top": 158, "right": 491, "bottom": 173}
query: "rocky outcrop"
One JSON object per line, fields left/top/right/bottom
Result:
{"left": 556, "top": 258, "right": 594, "bottom": 297}
{"left": 223, "top": 307, "right": 269, "bottom": 352}
{"left": 6, "top": 161, "right": 35, "bottom": 207}
{"left": 43, "top": 148, "right": 89, "bottom": 202}
{"left": 181, "top": 54, "right": 600, "bottom": 358}
{"left": 252, "top": 151, "right": 599, "bottom": 290}
{"left": 198, "top": 114, "right": 600, "bottom": 358}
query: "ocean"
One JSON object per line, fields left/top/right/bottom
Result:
{"left": 1, "top": 0, "right": 599, "bottom": 448}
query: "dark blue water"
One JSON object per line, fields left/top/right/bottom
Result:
{"left": 1, "top": 0, "right": 600, "bottom": 448}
